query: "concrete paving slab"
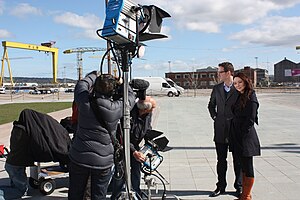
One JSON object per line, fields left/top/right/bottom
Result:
{"left": 0, "top": 92, "right": 300, "bottom": 199}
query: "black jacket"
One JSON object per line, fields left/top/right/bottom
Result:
{"left": 231, "top": 91, "right": 261, "bottom": 157}
{"left": 6, "top": 109, "right": 71, "bottom": 166}
{"left": 129, "top": 105, "right": 152, "bottom": 152}
{"left": 208, "top": 82, "right": 239, "bottom": 143}
{"left": 69, "top": 72, "right": 136, "bottom": 170}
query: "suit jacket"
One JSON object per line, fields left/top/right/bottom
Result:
{"left": 208, "top": 82, "right": 239, "bottom": 143}
{"left": 129, "top": 105, "right": 152, "bottom": 152}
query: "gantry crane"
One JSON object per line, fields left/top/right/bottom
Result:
{"left": 0, "top": 41, "right": 58, "bottom": 86}
{"left": 63, "top": 47, "right": 106, "bottom": 80}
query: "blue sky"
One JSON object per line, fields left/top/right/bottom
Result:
{"left": 1, "top": 0, "right": 300, "bottom": 80}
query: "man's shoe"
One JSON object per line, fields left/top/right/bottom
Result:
{"left": 209, "top": 188, "right": 225, "bottom": 197}
{"left": 235, "top": 188, "right": 242, "bottom": 197}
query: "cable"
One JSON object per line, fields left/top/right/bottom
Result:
{"left": 151, "top": 173, "right": 167, "bottom": 200}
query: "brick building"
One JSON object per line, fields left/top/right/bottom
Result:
{"left": 274, "top": 57, "right": 300, "bottom": 83}
{"left": 165, "top": 67, "right": 218, "bottom": 89}
{"left": 166, "top": 66, "right": 271, "bottom": 88}
{"left": 235, "top": 66, "right": 257, "bottom": 87}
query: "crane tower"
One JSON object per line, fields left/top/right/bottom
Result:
{"left": 63, "top": 47, "right": 106, "bottom": 80}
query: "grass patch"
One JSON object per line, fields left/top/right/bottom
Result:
{"left": 0, "top": 102, "right": 72, "bottom": 125}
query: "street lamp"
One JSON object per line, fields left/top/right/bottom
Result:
{"left": 255, "top": 57, "right": 258, "bottom": 68}
{"left": 168, "top": 60, "right": 171, "bottom": 72}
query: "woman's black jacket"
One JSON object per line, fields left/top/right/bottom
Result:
{"left": 230, "top": 91, "right": 261, "bottom": 157}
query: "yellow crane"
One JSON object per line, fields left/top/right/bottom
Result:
{"left": 63, "top": 47, "right": 106, "bottom": 80}
{"left": 0, "top": 41, "right": 59, "bottom": 86}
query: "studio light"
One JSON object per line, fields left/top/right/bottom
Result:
{"left": 100, "top": 0, "right": 170, "bottom": 45}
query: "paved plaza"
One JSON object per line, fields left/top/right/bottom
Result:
{"left": 1, "top": 91, "right": 300, "bottom": 199}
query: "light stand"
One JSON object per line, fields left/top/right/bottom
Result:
{"left": 98, "top": 1, "right": 171, "bottom": 199}
{"left": 120, "top": 47, "right": 133, "bottom": 195}
{"left": 115, "top": 44, "right": 139, "bottom": 200}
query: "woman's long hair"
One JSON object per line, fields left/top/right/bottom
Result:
{"left": 233, "top": 72, "right": 253, "bottom": 108}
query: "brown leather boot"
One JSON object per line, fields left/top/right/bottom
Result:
{"left": 236, "top": 173, "right": 246, "bottom": 199}
{"left": 239, "top": 176, "right": 254, "bottom": 200}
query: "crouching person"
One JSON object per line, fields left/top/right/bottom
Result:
{"left": 110, "top": 96, "right": 157, "bottom": 200}
{"left": 0, "top": 122, "right": 31, "bottom": 200}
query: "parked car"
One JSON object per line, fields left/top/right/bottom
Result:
{"left": 65, "top": 88, "right": 75, "bottom": 93}
{"left": 29, "top": 90, "right": 41, "bottom": 95}
{"left": 0, "top": 87, "right": 5, "bottom": 94}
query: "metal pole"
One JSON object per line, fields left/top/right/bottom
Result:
{"left": 77, "top": 52, "right": 83, "bottom": 80}
{"left": 255, "top": 57, "right": 258, "bottom": 68}
{"left": 121, "top": 49, "right": 132, "bottom": 193}
{"left": 105, "top": 0, "right": 112, "bottom": 74}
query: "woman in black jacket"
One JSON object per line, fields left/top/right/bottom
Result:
{"left": 231, "top": 72, "right": 261, "bottom": 200}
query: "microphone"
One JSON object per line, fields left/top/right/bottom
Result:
{"left": 130, "top": 79, "right": 149, "bottom": 100}
{"left": 130, "top": 79, "right": 149, "bottom": 90}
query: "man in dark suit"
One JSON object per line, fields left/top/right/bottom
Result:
{"left": 208, "top": 62, "right": 242, "bottom": 197}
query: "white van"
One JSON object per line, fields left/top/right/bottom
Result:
{"left": 165, "top": 78, "right": 184, "bottom": 96}
{"left": 135, "top": 77, "right": 178, "bottom": 97}
{"left": 0, "top": 87, "right": 5, "bottom": 94}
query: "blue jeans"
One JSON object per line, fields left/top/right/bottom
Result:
{"left": 68, "top": 161, "right": 112, "bottom": 200}
{"left": 0, "top": 163, "right": 28, "bottom": 200}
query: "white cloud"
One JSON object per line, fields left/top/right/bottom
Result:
{"left": 54, "top": 12, "right": 101, "bottom": 29}
{"left": 161, "top": 26, "right": 171, "bottom": 36}
{"left": 138, "top": 0, "right": 300, "bottom": 33}
{"left": 53, "top": 11, "right": 102, "bottom": 40}
{"left": 229, "top": 16, "right": 300, "bottom": 46}
{"left": 185, "top": 22, "right": 219, "bottom": 33}
{"left": 144, "top": 64, "right": 154, "bottom": 70}
{"left": 76, "top": 29, "right": 103, "bottom": 40}
{"left": 10, "top": 3, "right": 42, "bottom": 17}
{"left": 0, "top": 29, "right": 12, "bottom": 38}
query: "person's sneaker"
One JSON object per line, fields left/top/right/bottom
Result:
{"left": 209, "top": 188, "right": 225, "bottom": 197}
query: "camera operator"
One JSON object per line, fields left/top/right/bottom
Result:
{"left": 110, "top": 96, "right": 157, "bottom": 200}
{"left": 68, "top": 71, "right": 136, "bottom": 200}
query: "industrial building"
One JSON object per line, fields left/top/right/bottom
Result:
{"left": 165, "top": 67, "right": 218, "bottom": 89}
{"left": 165, "top": 66, "right": 269, "bottom": 89}
{"left": 274, "top": 57, "right": 300, "bottom": 83}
